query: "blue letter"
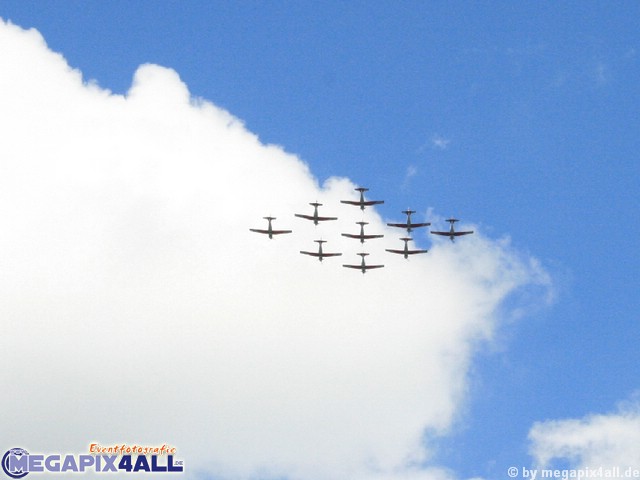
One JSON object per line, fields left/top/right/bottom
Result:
{"left": 133, "top": 456, "right": 150, "bottom": 472}
{"left": 45, "top": 455, "right": 61, "bottom": 472}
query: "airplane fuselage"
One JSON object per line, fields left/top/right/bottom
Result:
{"left": 430, "top": 218, "right": 473, "bottom": 242}
{"left": 250, "top": 217, "right": 292, "bottom": 239}
{"left": 295, "top": 203, "right": 337, "bottom": 225}
{"left": 342, "top": 222, "right": 384, "bottom": 243}
{"left": 386, "top": 237, "right": 428, "bottom": 258}
{"left": 340, "top": 188, "right": 384, "bottom": 210}
{"left": 300, "top": 240, "right": 342, "bottom": 262}
{"left": 387, "top": 210, "right": 431, "bottom": 234}
{"left": 343, "top": 253, "right": 384, "bottom": 273}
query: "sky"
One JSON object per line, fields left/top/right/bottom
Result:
{"left": 0, "top": 2, "right": 638, "bottom": 479}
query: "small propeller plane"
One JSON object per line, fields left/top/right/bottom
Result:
{"left": 385, "top": 237, "right": 428, "bottom": 259}
{"left": 387, "top": 210, "right": 431, "bottom": 234}
{"left": 340, "top": 187, "right": 384, "bottom": 210}
{"left": 341, "top": 221, "right": 384, "bottom": 243}
{"left": 295, "top": 202, "right": 338, "bottom": 225}
{"left": 249, "top": 217, "right": 292, "bottom": 239}
{"left": 300, "top": 240, "right": 342, "bottom": 262}
{"left": 343, "top": 253, "right": 384, "bottom": 274}
{"left": 430, "top": 218, "right": 474, "bottom": 241}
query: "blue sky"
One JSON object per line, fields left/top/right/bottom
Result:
{"left": 1, "top": 2, "right": 639, "bottom": 479}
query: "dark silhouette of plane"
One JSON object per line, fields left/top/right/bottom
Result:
{"left": 341, "top": 221, "right": 384, "bottom": 243}
{"left": 386, "top": 237, "right": 428, "bottom": 259}
{"left": 249, "top": 217, "right": 292, "bottom": 239}
{"left": 340, "top": 187, "right": 384, "bottom": 210}
{"left": 295, "top": 202, "right": 338, "bottom": 225}
{"left": 431, "top": 218, "right": 474, "bottom": 241}
{"left": 300, "top": 240, "right": 342, "bottom": 262}
{"left": 343, "top": 253, "right": 384, "bottom": 274}
{"left": 387, "top": 210, "right": 431, "bottom": 234}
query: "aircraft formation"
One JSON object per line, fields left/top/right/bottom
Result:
{"left": 250, "top": 187, "right": 473, "bottom": 273}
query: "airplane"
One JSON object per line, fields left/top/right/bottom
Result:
{"left": 341, "top": 221, "right": 384, "bottom": 243}
{"left": 340, "top": 187, "right": 384, "bottom": 210}
{"left": 249, "top": 217, "right": 292, "bottom": 239}
{"left": 430, "top": 218, "right": 474, "bottom": 241}
{"left": 343, "top": 253, "right": 384, "bottom": 274}
{"left": 300, "top": 240, "right": 342, "bottom": 262}
{"left": 295, "top": 202, "right": 338, "bottom": 225}
{"left": 387, "top": 210, "right": 431, "bottom": 233}
{"left": 385, "top": 237, "right": 428, "bottom": 259}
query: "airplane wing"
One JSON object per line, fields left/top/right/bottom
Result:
{"left": 363, "top": 264, "right": 384, "bottom": 269}
{"left": 300, "top": 251, "right": 320, "bottom": 257}
{"left": 271, "top": 229, "right": 292, "bottom": 235}
{"left": 294, "top": 214, "right": 314, "bottom": 220}
{"left": 388, "top": 222, "right": 431, "bottom": 228}
{"left": 452, "top": 231, "right": 474, "bottom": 236}
{"left": 361, "top": 234, "right": 384, "bottom": 239}
{"left": 340, "top": 200, "right": 360, "bottom": 206}
{"left": 362, "top": 200, "right": 384, "bottom": 206}
{"left": 250, "top": 228, "right": 269, "bottom": 234}
{"left": 322, "top": 252, "right": 342, "bottom": 257}
{"left": 386, "top": 248, "right": 427, "bottom": 255}
{"left": 316, "top": 216, "right": 338, "bottom": 221}
{"left": 342, "top": 264, "right": 362, "bottom": 269}
{"left": 430, "top": 231, "right": 451, "bottom": 236}
{"left": 341, "top": 233, "right": 361, "bottom": 239}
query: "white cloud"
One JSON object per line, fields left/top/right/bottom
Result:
{"left": 0, "top": 20, "right": 550, "bottom": 480}
{"left": 406, "top": 165, "right": 419, "bottom": 178}
{"left": 431, "top": 134, "right": 451, "bottom": 150}
{"left": 529, "top": 396, "right": 640, "bottom": 471}
{"left": 402, "top": 165, "right": 419, "bottom": 189}
{"left": 417, "top": 134, "right": 451, "bottom": 155}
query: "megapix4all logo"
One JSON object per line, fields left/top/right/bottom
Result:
{"left": 2, "top": 445, "right": 184, "bottom": 477}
